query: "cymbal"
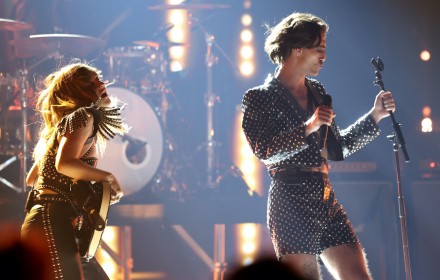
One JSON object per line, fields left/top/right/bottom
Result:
{"left": 133, "top": 40, "right": 161, "bottom": 49}
{"left": 10, "top": 34, "right": 106, "bottom": 58}
{"left": 133, "top": 40, "right": 189, "bottom": 48}
{"left": 0, "top": 18, "right": 33, "bottom": 31}
{"left": 147, "top": 3, "right": 230, "bottom": 10}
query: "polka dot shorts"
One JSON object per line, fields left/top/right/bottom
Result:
{"left": 267, "top": 172, "right": 359, "bottom": 259}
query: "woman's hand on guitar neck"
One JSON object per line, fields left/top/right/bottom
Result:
{"left": 110, "top": 188, "right": 123, "bottom": 205}
{"left": 106, "top": 175, "right": 124, "bottom": 205}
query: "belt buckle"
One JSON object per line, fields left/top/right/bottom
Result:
{"left": 323, "top": 180, "right": 331, "bottom": 202}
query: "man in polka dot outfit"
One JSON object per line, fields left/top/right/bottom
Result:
{"left": 241, "top": 12, "right": 395, "bottom": 280}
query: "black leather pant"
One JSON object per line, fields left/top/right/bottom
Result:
{"left": 21, "top": 196, "right": 108, "bottom": 280}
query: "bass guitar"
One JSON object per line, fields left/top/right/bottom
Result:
{"left": 75, "top": 181, "right": 112, "bottom": 261}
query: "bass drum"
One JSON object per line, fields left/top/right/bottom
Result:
{"left": 96, "top": 87, "right": 164, "bottom": 197}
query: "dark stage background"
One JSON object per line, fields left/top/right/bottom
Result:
{"left": 0, "top": 0, "right": 439, "bottom": 279}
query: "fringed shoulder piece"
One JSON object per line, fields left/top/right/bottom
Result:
{"left": 58, "top": 107, "right": 90, "bottom": 136}
{"left": 88, "top": 105, "right": 128, "bottom": 141}
{"left": 57, "top": 105, "right": 128, "bottom": 155}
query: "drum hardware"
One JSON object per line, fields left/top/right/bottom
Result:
{"left": 0, "top": 69, "right": 33, "bottom": 193}
{"left": 0, "top": 18, "right": 33, "bottom": 32}
{"left": 97, "top": 87, "right": 165, "bottom": 198}
{"left": 103, "top": 45, "right": 167, "bottom": 95}
{"left": 9, "top": 33, "right": 106, "bottom": 58}
{"left": 95, "top": 86, "right": 192, "bottom": 201}
{"left": 151, "top": 150, "right": 202, "bottom": 202}
{"left": 5, "top": 32, "right": 105, "bottom": 192}
{"left": 18, "top": 69, "right": 29, "bottom": 193}
{"left": 189, "top": 15, "right": 240, "bottom": 189}
{"left": 133, "top": 40, "right": 190, "bottom": 48}
{"left": 147, "top": 3, "right": 230, "bottom": 11}
{"left": 121, "top": 135, "right": 148, "bottom": 162}
{"left": 0, "top": 156, "right": 21, "bottom": 193}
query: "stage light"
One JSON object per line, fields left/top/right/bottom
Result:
{"left": 421, "top": 106, "right": 433, "bottom": 132}
{"left": 420, "top": 50, "right": 431, "bottom": 61}
{"left": 238, "top": 0, "right": 255, "bottom": 77}
{"left": 102, "top": 227, "right": 116, "bottom": 242}
{"left": 232, "top": 107, "right": 264, "bottom": 195}
{"left": 236, "top": 223, "right": 259, "bottom": 266}
{"left": 101, "top": 253, "right": 117, "bottom": 276}
{"left": 166, "top": 0, "right": 189, "bottom": 72}
{"left": 169, "top": 0, "right": 184, "bottom": 5}
{"left": 169, "top": 45, "right": 184, "bottom": 59}
{"left": 240, "top": 145, "right": 253, "bottom": 157}
{"left": 170, "top": 60, "right": 183, "bottom": 72}
{"left": 242, "top": 241, "right": 256, "bottom": 254}
{"left": 241, "top": 159, "right": 256, "bottom": 173}
{"left": 421, "top": 117, "right": 433, "bottom": 133}
{"left": 96, "top": 226, "right": 119, "bottom": 279}
{"left": 241, "top": 14, "right": 252, "bottom": 26}
{"left": 240, "top": 45, "right": 254, "bottom": 59}
{"left": 169, "top": 10, "right": 184, "bottom": 24}
{"left": 169, "top": 27, "right": 185, "bottom": 42}
{"left": 242, "top": 257, "right": 254, "bottom": 266}
{"left": 422, "top": 106, "right": 431, "bottom": 117}
{"left": 240, "top": 61, "right": 254, "bottom": 76}
{"left": 242, "top": 224, "right": 257, "bottom": 239}
{"left": 240, "top": 30, "right": 253, "bottom": 43}
{"left": 245, "top": 177, "right": 256, "bottom": 189}
{"left": 243, "top": 0, "right": 252, "bottom": 9}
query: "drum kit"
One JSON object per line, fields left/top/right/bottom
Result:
{"left": 0, "top": 2, "right": 238, "bottom": 201}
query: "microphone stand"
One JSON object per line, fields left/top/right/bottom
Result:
{"left": 190, "top": 15, "right": 241, "bottom": 280}
{"left": 371, "top": 57, "right": 412, "bottom": 280}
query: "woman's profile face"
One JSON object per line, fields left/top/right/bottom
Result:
{"left": 91, "top": 75, "right": 111, "bottom": 107}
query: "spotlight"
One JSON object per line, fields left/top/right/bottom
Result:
{"left": 420, "top": 50, "right": 431, "bottom": 61}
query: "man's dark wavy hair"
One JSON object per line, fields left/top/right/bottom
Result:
{"left": 264, "top": 12, "right": 329, "bottom": 64}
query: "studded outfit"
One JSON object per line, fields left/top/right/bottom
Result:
{"left": 21, "top": 105, "right": 126, "bottom": 280}
{"left": 241, "top": 74, "right": 381, "bottom": 259}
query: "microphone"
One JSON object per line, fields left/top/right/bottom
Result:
{"left": 371, "top": 57, "right": 384, "bottom": 72}
{"left": 322, "top": 94, "right": 332, "bottom": 108}
{"left": 320, "top": 94, "right": 332, "bottom": 154}
{"left": 152, "top": 23, "right": 175, "bottom": 38}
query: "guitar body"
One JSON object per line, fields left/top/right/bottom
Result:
{"left": 75, "top": 181, "right": 111, "bottom": 261}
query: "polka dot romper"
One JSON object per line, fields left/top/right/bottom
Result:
{"left": 241, "top": 74, "right": 381, "bottom": 259}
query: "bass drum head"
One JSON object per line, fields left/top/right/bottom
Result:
{"left": 97, "top": 87, "right": 164, "bottom": 197}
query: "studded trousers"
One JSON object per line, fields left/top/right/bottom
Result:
{"left": 21, "top": 196, "right": 109, "bottom": 280}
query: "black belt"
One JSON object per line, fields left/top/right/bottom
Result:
{"left": 269, "top": 167, "right": 329, "bottom": 180}
{"left": 34, "top": 194, "right": 71, "bottom": 204}
{"left": 25, "top": 192, "right": 72, "bottom": 213}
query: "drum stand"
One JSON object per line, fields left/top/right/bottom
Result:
{"left": 193, "top": 16, "right": 241, "bottom": 280}
{"left": 0, "top": 69, "right": 29, "bottom": 193}
{"left": 204, "top": 30, "right": 219, "bottom": 190}
{"left": 18, "top": 69, "right": 29, "bottom": 193}
{"left": 193, "top": 16, "right": 239, "bottom": 190}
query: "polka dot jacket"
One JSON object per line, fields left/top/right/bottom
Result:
{"left": 241, "top": 74, "right": 382, "bottom": 258}
{"left": 241, "top": 74, "right": 381, "bottom": 170}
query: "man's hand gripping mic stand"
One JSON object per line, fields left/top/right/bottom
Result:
{"left": 371, "top": 57, "right": 412, "bottom": 280}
